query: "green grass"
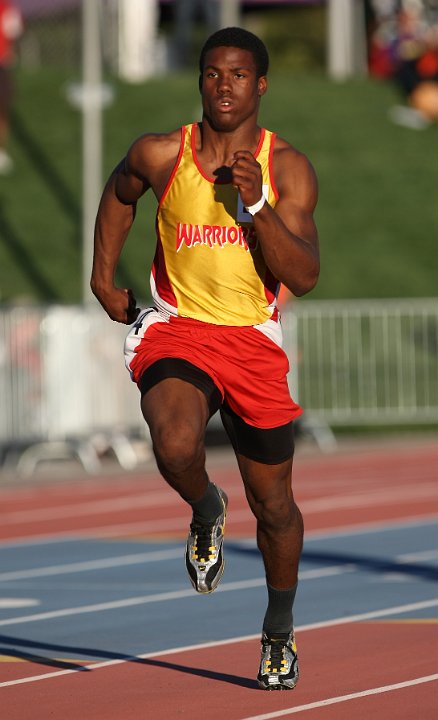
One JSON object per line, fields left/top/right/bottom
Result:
{"left": 0, "top": 67, "right": 437, "bottom": 304}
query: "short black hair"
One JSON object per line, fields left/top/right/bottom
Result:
{"left": 199, "top": 26, "right": 269, "bottom": 78}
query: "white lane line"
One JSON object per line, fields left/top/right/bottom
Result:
{"left": 0, "top": 490, "right": 177, "bottom": 524}
{"left": 398, "top": 548, "right": 438, "bottom": 562}
{"left": 0, "top": 485, "right": 247, "bottom": 525}
{"left": 299, "top": 482, "right": 438, "bottom": 513}
{"left": 0, "top": 539, "right": 358, "bottom": 584}
{"left": 299, "top": 565, "right": 357, "bottom": 580}
{"left": 0, "top": 513, "right": 438, "bottom": 552}
{"left": 0, "top": 535, "right": 87, "bottom": 549}
{"left": 0, "top": 548, "right": 184, "bottom": 581}
{"left": 0, "top": 598, "right": 437, "bottom": 688}
{"left": 2, "top": 481, "right": 436, "bottom": 526}
{"left": 0, "top": 566, "right": 352, "bottom": 626}
{"left": 0, "top": 509, "right": 251, "bottom": 543}
{"left": 0, "top": 513, "right": 437, "bottom": 549}
{"left": 291, "top": 597, "right": 438, "bottom": 632}
{"left": 240, "top": 674, "right": 438, "bottom": 720}
{"left": 304, "top": 514, "right": 438, "bottom": 541}
{"left": 0, "top": 599, "right": 40, "bottom": 609}
{"left": 0, "top": 589, "right": 216, "bottom": 629}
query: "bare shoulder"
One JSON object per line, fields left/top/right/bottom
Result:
{"left": 272, "top": 135, "right": 318, "bottom": 204}
{"left": 272, "top": 135, "right": 317, "bottom": 180}
{"left": 127, "top": 128, "right": 183, "bottom": 180}
{"left": 110, "top": 128, "right": 184, "bottom": 203}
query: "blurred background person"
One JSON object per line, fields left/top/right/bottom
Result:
{"left": 393, "top": 0, "right": 438, "bottom": 126}
{"left": 0, "top": 0, "right": 23, "bottom": 173}
{"left": 173, "top": 0, "right": 219, "bottom": 68}
{"left": 368, "top": 0, "right": 438, "bottom": 128}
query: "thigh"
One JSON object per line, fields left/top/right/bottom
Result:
{"left": 139, "top": 357, "right": 222, "bottom": 419}
{"left": 220, "top": 402, "right": 295, "bottom": 464}
{"left": 141, "top": 378, "right": 211, "bottom": 493}
{"left": 141, "top": 376, "right": 210, "bottom": 443}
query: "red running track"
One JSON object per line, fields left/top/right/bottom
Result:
{"left": 2, "top": 621, "right": 437, "bottom": 719}
{"left": 0, "top": 437, "right": 437, "bottom": 542}
{"left": 1, "top": 436, "right": 437, "bottom": 718}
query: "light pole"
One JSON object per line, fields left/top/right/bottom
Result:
{"left": 219, "top": 0, "right": 241, "bottom": 28}
{"left": 81, "top": 0, "right": 103, "bottom": 305}
{"left": 327, "top": 0, "right": 368, "bottom": 80}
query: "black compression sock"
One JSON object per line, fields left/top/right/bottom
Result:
{"left": 262, "top": 582, "right": 298, "bottom": 635}
{"left": 188, "top": 481, "right": 223, "bottom": 525}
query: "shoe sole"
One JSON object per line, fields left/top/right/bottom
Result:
{"left": 257, "top": 679, "right": 298, "bottom": 691}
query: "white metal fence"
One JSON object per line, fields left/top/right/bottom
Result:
{"left": 282, "top": 297, "right": 438, "bottom": 425}
{"left": 1, "top": 299, "right": 437, "bottom": 473}
{"left": 0, "top": 304, "right": 145, "bottom": 473}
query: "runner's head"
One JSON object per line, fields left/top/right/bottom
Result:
{"left": 199, "top": 27, "right": 269, "bottom": 80}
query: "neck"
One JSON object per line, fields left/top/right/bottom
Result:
{"left": 197, "top": 119, "right": 262, "bottom": 165}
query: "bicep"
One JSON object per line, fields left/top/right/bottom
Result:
{"left": 110, "top": 136, "right": 155, "bottom": 205}
{"left": 274, "top": 156, "right": 319, "bottom": 246}
{"left": 113, "top": 156, "right": 150, "bottom": 205}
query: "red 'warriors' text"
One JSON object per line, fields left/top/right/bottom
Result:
{"left": 176, "top": 223, "right": 258, "bottom": 252}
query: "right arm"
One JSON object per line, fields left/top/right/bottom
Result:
{"left": 90, "top": 131, "right": 179, "bottom": 323}
{"left": 90, "top": 151, "right": 149, "bottom": 323}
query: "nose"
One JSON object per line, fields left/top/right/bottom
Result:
{"left": 217, "top": 73, "right": 232, "bottom": 94}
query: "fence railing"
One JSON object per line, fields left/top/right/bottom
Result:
{"left": 1, "top": 299, "right": 437, "bottom": 473}
{"left": 282, "top": 297, "right": 438, "bottom": 425}
{"left": 0, "top": 305, "right": 145, "bottom": 473}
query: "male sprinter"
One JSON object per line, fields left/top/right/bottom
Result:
{"left": 91, "top": 27, "right": 319, "bottom": 690}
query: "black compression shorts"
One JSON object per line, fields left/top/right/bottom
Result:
{"left": 139, "top": 357, "right": 295, "bottom": 465}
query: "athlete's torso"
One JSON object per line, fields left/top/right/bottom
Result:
{"left": 151, "top": 123, "right": 280, "bottom": 327}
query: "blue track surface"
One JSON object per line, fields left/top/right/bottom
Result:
{"left": 0, "top": 517, "right": 437, "bottom": 664}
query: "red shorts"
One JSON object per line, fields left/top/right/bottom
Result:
{"left": 125, "top": 309, "right": 302, "bottom": 430}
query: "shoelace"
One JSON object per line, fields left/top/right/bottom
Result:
{"left": 265, "top": 637, "right": 289, "bottom": 673}
{"left": 191, "top": 523, "right": 215, "bottom": 563}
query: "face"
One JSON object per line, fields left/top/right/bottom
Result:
{"left": 200, "top": 46, "right": 267, "bottom": 132}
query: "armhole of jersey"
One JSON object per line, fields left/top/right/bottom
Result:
{"left": 158, "top": 125, "right": 186, "bottom": 207}
{"left": 268, "top": 132, "right": 280, "bottom": 202}
{"left": 254, "top": 127, "right": 265, "bottom": 160}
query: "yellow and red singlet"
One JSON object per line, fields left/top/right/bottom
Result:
{"left": 151, "top": 123, "right": 281, "bottom": 329}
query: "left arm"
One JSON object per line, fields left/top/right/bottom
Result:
{"left": 231, "top": 143, "right": 319, "bottom": 296}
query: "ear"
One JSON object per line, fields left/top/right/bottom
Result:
{"left": 198, "top": 74, "right": 203, "bottom": 93}
{"left": 258, "top": 76, "right": 267, "bottom": 97}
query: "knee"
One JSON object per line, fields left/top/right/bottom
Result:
{"left": 254, "top": 495, "right": 300, "bottom": 533}
{"left": 151, "top": 424, "right": 203, "bottom": 477}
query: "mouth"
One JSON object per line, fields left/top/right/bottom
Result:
{"left": 217, "top": 98, "right": 234, "bottom": 111}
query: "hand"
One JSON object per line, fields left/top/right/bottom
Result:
{"left": 93, "top": 285, "right": 140, "bottom": 325}
{"left": 231, "top": 150, "right": 263, "bottom": 209}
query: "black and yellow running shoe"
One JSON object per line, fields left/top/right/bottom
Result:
{"left": 185, "top": 486, "right": 228, "bottom": 594}
{"left": 257, "top": 631, "right": 299, "bottom": 690}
